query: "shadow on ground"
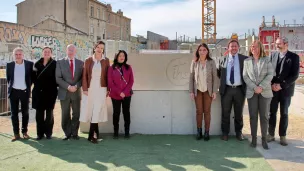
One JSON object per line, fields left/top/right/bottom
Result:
{"left": 0, "top": 133, "right": 272, "bottom": 171}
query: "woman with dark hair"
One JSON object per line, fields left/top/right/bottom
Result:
{"left": 80, "top": 41, "right": 110, "bottom": 144}
{"left": 32, "top": 46, "right": 58, "bottom": 140}
{"left": 243, "top": 40, "right": 273, "bottom": 149}
{"left": 108, "top": 50, "right": 134, "bottom": 139}
{"left": 189, "top": 43, "right": 219, "bottom": 141}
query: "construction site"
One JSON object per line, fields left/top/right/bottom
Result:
{"left": 0, "top": 0, "right": 304, "bottom": 171}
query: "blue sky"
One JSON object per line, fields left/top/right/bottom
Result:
{"left": 1, "top": 0, "right": 304, "bottom": 40}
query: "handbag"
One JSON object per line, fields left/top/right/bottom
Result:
{"left": 116, "top": 67, "right": 133, "bottom": 95}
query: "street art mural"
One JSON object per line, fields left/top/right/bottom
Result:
{"left": 0, "top": 22, "right": 92, "bottom": 62}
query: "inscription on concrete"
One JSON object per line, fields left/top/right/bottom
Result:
{"left": 166, "top": 57, "right": 190, "bottom": 86}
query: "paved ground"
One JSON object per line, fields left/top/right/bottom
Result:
{"left": 1, "top": 85, "right": 304, "bottom": 170}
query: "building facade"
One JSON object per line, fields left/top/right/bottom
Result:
{"left": 16, "top": 0, "right": 131, "bottom": 42}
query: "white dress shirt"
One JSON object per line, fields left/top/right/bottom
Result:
{"left": 13, "top": 60, "right": 27, "bottom": 90}
{"left": 226, "top": 53, "right": 242, "bottom": 86}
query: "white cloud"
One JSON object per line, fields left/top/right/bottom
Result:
{"left": 107, "top": 0, "right": 304, "bottom": 39}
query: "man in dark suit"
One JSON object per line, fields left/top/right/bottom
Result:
{"left": 56, "top": 44, "right": 83, "bottom": 140}
{"left": 267, "top": 37, "right": 300, "bottom": 146}
{"left": 6, "top": 47, "right": 34, "bottom": 142}
{"left": 218, "top": 40, "right": 248, "bottom": 141}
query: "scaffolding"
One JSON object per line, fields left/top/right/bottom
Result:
{"left": 202, "top": 0, "right": 216, "bottom": 44}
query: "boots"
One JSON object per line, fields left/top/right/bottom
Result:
{"left": 262, "top": 137, "right": 269, "bottom": 150}
{"left": 196, "top": 128, "right": 203, "bottom": 140}
{"left": 113, "top": 125, "right": 119, "bottom": 139}
{"left": 125, "top": 126, "right": 130, "bottom": 139}
{"left": 88, "top": 123, "right": 97, "bottom": 144}
{"left": 280, "top": 136, "right": 288, "bottom": 146}
{"left": 266, "top": 134, "right": 275, "bottom": 142}
{"left": 204, "top": 131, "right": 210, "bottom": 141}
{"left": 250, "top": 137, "right": 257, "bottom": 148}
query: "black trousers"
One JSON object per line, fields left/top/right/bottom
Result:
{"left": 221, "top": 86, "right": 245, "bottom": 135}
{"left": 111, "top": 96, "right": 131, "bottom": 134}
{"left": 9, "top": 89, "right": 29, "bottom": 135}
{"left": 269, "top": 91, "right": 291, "bottom": 137}
{"left": 36, "top": 109, "right": 54, "bottom": 137}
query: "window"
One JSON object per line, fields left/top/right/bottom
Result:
{"left": 90, "top": 6, "right": 94, "bottom": 17}
{"left": 289, "top": 30, "right": 294, "bottom": 33}
{"left": 90, "top": 25, "right": 94, "bottom": 34}
{"left": 108, "top": 14, "right": 111, "bottom": 23}
{"left": 103, "top": 29, "right": 106, "bottom": 39}
{"left": 97, "top": 36, "right": 101, "bottom": 41}
{"left": 97, "top": 8, "right": 100, "bottom": 19}
{"left": 103, "top": 10, "right": 105, "bottom": 20}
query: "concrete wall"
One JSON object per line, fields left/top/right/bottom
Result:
{"left": 17, "top": 0, "right": 65, "bottom": 27}
{"left": 80, "top": 53, "right": 234, "bottom": 135}
{"left": 67, "top": 0, "right": 89, "bottom": 34}
{"left": 32, "top": 19, "right": 86, "bottom": 34}
{"left": 17, "top": 0, "right": 89, "bottom": 34}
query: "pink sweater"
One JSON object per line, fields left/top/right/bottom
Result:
{"left": 107, "top": 65, "right": 134, "bottom": 100}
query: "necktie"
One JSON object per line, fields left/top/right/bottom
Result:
{"left": 70, "top": 59, "right": 74, "bottom": 80}
{"left": 230, "top": 56, "right": 235, "bottom": 85}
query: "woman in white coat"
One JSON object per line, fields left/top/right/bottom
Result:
{"left": 80, "top": 41, "right": 110, "bottom": 144}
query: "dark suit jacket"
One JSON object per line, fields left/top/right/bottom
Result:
{"left": 217, "top": 54, "right": 248, "bottom": 95}
{"left": 270, "top": 51, "right": 300, "bottom": 97}
{"left": 6, "top": 60, "right": 34, "bottom": 98}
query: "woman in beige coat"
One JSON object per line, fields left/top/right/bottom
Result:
{"left": 189, "top": 43, "right": 219, "bottom": 141}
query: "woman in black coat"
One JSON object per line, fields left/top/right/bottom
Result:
{"left": 32, "top": 46, "right": 58, "bottom": 140}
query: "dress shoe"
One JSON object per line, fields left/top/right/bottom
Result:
{"left": 250, "top": 137, "right": 257, "bottom": 148}
{"left": 262, "top": 137, "right": 269, "bottom": 149}
{"left": 72, "top": 135, "right": 80, "bottom": 140}
{"left": 266, "top": 134, "right": 275, "bottom": 142}
{"left": 11, "top": 134, "right": 20, "bottom": 142}
{"left": 221, "top": 135, "right": 228, "bottom": 141}
{"left": 113, "top": 133, "right": 119, "bottom": 139}
{"left": 46, "top": 136, "right": 52, "bottom": 140}
{"left": 204, "top": 131, "right": 210, "bottom": 141}
{"left": 88, "top": 137, "right": 98, "bottom": 144}
{"left": 124, "top": 133, "right": 130, "bottom": 139}
{"left": 36, "top": 136, "right": 44, "bottom": 141}
{"left": 62, "top": 136, "right": 71, "bottom": 140}
{"left": 23, "top": 133, "right": 30, "bottom": 139}
{"left": 196, "top": 128, "right": 203, "bottom": 140}
{"left": 236, "top": 133, "right": 245, "bottom": 141}
{"left": 280, "top": 136, "right": 288, "bottom": 146}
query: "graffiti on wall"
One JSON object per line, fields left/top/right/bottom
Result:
{"left": 0, "top": 22, "right": 92, "bottom": 61}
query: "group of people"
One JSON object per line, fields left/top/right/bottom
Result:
{"left": 6, "top": 41, "right": 134, "bottom": 144}
{"left": 189, "top": 37, "right": 299, "bottom": 150}
{"left": 6, "top": 37, "right": 299, "bottom": 148}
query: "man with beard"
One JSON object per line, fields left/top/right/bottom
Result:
{"left": 267, "top": 37, "right": 300, "bottom": 146}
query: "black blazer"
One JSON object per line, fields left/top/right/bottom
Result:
{"left": 6, "top": 60, "right": 34, "bottom": 98}
{"left": 217, "top": 54, "right": 248, "bottom": 95}
{"left": 271, "top": 51, "right": 300, "bottom": 97}
{"left": 32, "top": 58, "right": 58, "bottom": 110}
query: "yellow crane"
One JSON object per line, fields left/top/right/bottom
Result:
{"left": 202, "top": 0, "right": 216, "bottom": 44}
